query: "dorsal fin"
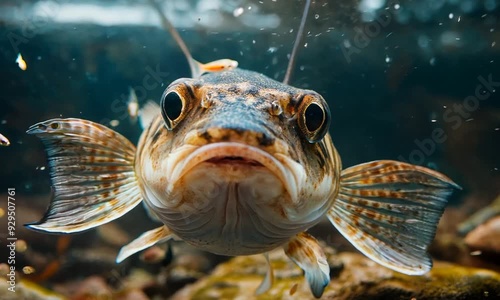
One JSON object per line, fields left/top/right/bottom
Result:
{"left": 283, "top": 0, "right": 312, "bottom": 85}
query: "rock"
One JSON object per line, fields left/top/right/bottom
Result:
{"left": 0, "top": 277, "right": 65, "bottom": 300}
{"left": 172, "top": 250, "right": 500, "bottom": 299}
{"left": 465, "top": 216, "right": 500, "bottom": 253}
{"left": 459, "top": 195, "right": 500, "bottom": 235}
{"left": 54, "top": 273, "right": 154, "bottom": 300}
{"left": 97, "top": 223, "right": 131, "bottom": 247}
{"left": 52, "top": 276, "right": 113, "bottom": 300}
{"left": 114, "top": 288, "right": 150, "bottom": 300}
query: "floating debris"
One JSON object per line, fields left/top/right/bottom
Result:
{"left": 109, "top": 119, "right": 120, "bottom": 127}
{"left": 128, "top": 87, "right": 139, "bottom": 123}
{"left": 16, "top": 53, "right": 27, "bottom": 71}
{"left": 16, "top": 239, "right": 28, "bottom": 253}
{"left": 23, "top": 266, "right": 36, "bottom": 275}
{"left": 233, "top": 7, "right": 244, "bottom": 17}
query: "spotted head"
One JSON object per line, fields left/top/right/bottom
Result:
{"left": 136, "top": 68, "right": 342, "bottom": 255}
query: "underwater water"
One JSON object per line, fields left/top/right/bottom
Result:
{"left": 0, "top": 0, "right": 499, "bottom": 299}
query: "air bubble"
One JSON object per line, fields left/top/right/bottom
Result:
{"left": 233, "top": 7, "right": 244, "bottom": 17}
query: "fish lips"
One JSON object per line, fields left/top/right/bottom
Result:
{"left": 168, "top": 142, "right": 299, "bottom": 201}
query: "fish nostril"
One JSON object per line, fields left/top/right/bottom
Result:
{"left": 200, "top": 131, "right": 212, "bottom": 142}
{"left": 257, "top": 133, "right": 274, "bottom": 147}
{"left": 194, "top": 127, "right": 275, "bottom": 147}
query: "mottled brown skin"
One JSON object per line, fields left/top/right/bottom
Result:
{"left": 138, "top": 69, "right": 338, "bottom": 175}
{"left": 135, "top": 68, "right": 342, "bottom": 255}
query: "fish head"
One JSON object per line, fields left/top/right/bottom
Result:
{"left": 137, "top": 69, "right": 341, "bottom": 255}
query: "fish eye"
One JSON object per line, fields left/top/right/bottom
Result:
{"left": 161, "top": 90, "right": 185, "bottom": 130}
{"left": 304, "top": 103, "right": 324, "bottom": 132}
{"left": 297, "top": 95, "right": 330, "bottom": 143}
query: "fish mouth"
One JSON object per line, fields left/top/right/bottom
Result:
{"left": 205, "top": 156, "right": 263, "bottom": 166}
{"left": 168, "top": 142, "right": 301, "bottom": 201}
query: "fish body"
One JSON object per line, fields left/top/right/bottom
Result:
{"left": 191, "top": 58, "right": 239, "bottom": 78}
{"left": 136, "top": 69, "right": 340, "bottom": 256}
{"left": 27, "top": 68, "right": 459, "bottom": 298}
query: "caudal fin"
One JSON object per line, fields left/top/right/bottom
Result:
{"left": 25, "top": 118, "right": 143, "bottom": 233}
{"left": 328, "top": 160, "right": 459, "bottom": 275}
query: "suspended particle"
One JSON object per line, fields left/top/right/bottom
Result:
{"left": 16, "top": 240, "right": 28, "bottom": 252}
{"left": 16, "top": 53, "right": 27, "bottom": 71}
{"left": 23, "top": 266, "right": 36, "bottom": 275}
{"left": 233, "top": 7, "right": 244, "bottom": 17}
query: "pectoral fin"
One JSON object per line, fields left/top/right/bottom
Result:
{"left": 284, "top": 232, "right": 329, "bottom": 298}
{"left": 25, "top": 119, "right": 142, "bottom": 233}
{"left": 116, "top": 225, "right": 172, "bottom": 263}
{"left": 330, "top": 160, "right": 460, "bottom": 275}
{"left": 255, "top": 253, "right": 274, "bottom": 295}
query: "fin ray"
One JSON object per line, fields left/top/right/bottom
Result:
{"left": 284, "top": 232, "right": 329, "bottom": 298}
{"left": 26, "top": 119, "right": 142, "bottom": 233}
{"left": 116, "top": 225, "right": 172, "bottom": 263}
{"left": 255, "top": 253, "right": 274, "bottom": 295}
{"left": 329, "top": 160, "right": 459, "bottom": 275}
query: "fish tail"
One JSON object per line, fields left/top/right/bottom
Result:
{"left": 25, "top": 118, "right": 143, "bottom": 233}
{"left": 328, "top": 160, "right": 460, "bottom": 275}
